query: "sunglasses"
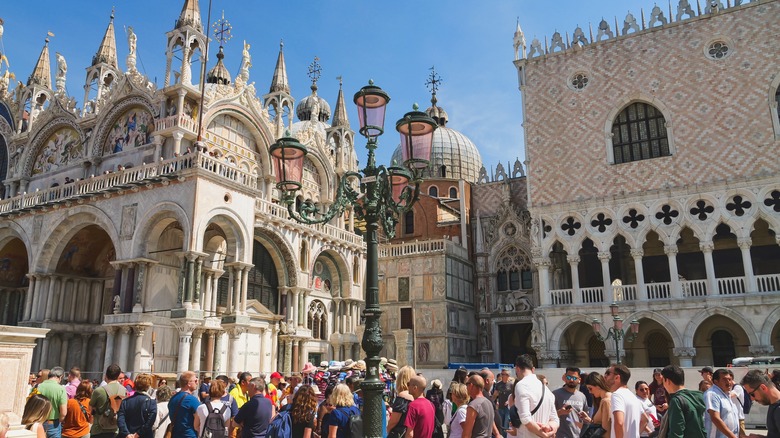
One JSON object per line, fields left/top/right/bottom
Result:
{"left": 565, "top": 376, "right": 579, "bottom": 381}
{"left": 747, "top": 386, "right": 761, "bottom": 398}
{"left": 604, "top": 370, "right": 613, "bottom": 376}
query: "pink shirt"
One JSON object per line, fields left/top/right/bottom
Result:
{"left": 405, "top": 397, "right": 436, "bottom": 438}
{"left": 65, "top": 379, "right": 80, "bottom": 399}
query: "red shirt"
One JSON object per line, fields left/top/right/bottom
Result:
{"left": 405, "top": 397, "right": 435, "bottom": 438}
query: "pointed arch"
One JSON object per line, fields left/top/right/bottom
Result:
{"left": 203, "top": 105, "right": 276, "bottom": 176}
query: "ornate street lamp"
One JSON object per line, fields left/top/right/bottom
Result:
{"left": 270, "top": 80, "right": 437, "bottom": 438}
{"left": 592, "top": 302, "right": 639, "bottom": 365}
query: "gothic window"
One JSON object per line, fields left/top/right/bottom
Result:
{"left": 428, "top": 186, "right": 438, "bottom": 197}
{"left": 404, "top": 210, "right": 415, "bottom": 235}
{"left": 706, "top": 41, "right": 730, "bottom": 60}
{"left": 495, "top": 246, "right": 533, "bottom": 291}
{"left": 308, "top": 300, "right": 327, "bottom": 341}
{"left": 611, "top": 102, "right": 670, "bottom": 164}
{"left": 246, "top": 240, "right": 279, "bottom": 312}
{"left": 449, "top": 187, "right": 458, "bottom": 199}
{"left": 303, "top": 158, "right": 321, "bottom": 186}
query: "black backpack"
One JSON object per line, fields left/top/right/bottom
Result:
{"left": 346, "top": 406, "right": 363, "bottom": 438}
{"left": 201, "top": 401, "right": 228, "bottom": 438}
{"left": 741, "top": 385, "right": 753, "bottom": 414}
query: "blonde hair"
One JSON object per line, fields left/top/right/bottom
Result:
{"left": 450, "top": 383, "right": 470, "bottom": 406}
{"left": 22, "top": 394, "right": 51, "bottom": 429}
{"left": 178, "top": 371, "right": 196, "bottom": 388}
{"left": 395, "top": 366, "right": 416, "bottom": 392}
{"left": 328, "top": 383, "right": 355, "bottom": 408}
{"left": 135, "top": 373, "right": 153, "bottom": 392}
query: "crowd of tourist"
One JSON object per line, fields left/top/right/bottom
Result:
{"left": 16, "top": 356, "right": 780, "bottom": 438}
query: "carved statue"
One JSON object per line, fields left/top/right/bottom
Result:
{"left": 126, "top": 26, "right": 138, "bottom": 72}
{"left": 238, "top": 40, "right": 252, "bottom": 83}
{"left": 112, "top": 294, "right": 121, "bottom": 314}
{"left": 55, "top": 52, "right": 67, "bottom": 94}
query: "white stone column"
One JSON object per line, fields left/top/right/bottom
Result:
{"left": 103, "top": 327, "right": 117, "bottom": 369}
{"left": 291, "top": 290, "right": 299, "bottom": 327}
{"left": 44, "top": 276, "right": 57, "bottom": 321}
{"left": 738, "top": 238, "right": 756, "bottom": 292}
{"left": 60, "top": 334, "right": 71, "bottom": 367}
{"left": 241, "top": 266, "right": 250, "bottom": 315}
{"left": 132, "top": 326, "right": 147, "bottom": 373}
{"left": 23, "top": 274, "right": 36, "bottom": 321}
{"left": 211, "top": 271, "right": 221, "bottom": 315}
{"left": 39, "top": 336, "right": 50, "bottom": 369}
{"left": 227, "top": 328, "right": 245, "bottom": 376}
{"left": 202, "top": 272, "right": 212, "bottom": 314}
{"left": 598, "top": 251, "right": 612, "bottom": 302}
{"left": 631, "top": 249, "right": 647, "bottom": 300}
{"left": 213, "top": 331, "right": 225, "bottom": 375}
{"left": 259, "top": 327, "right": 268, "bottom": 372}
{"left": 233, "top": 267, "right": 242, "bottom": 314}
{"left": 173, "top": 132, "right": 185, "bottom": 156}
{"left": 29, "top": 275, "right": 44, "bottom": 321}
{"left": 226, "top": 267, "right": 235, "bottom": 313}
{"left": 567, "top": 255, "right": 581, "bottom": 304}
{"left": 80, "top": 334, "right": 91, "bottom": 370}
{"left": 176, "top": 325, "right": 194, "bottom": 373}
{"left": 665, "top": 245, "right": 682, "bottom": 298}
{"left": 673, "top": 347, "right": 696, "bottom": 368}
{"left": 536, "top": 258, "right": 551, "bottom": 306}
{"left": 699, "top": 241, "right": 717, "bottom": 295}
{"left": 118, "top": 326, "right": 132, "bottom": 372}
{"left": 190, "top": 329, "right": 204, "bottom": 372}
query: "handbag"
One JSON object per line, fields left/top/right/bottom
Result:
{"left": 579, "top": 423, "right": 607, "bottom": 438}
{"left": 509, "top": 379, "right": 546, "bottom": 428}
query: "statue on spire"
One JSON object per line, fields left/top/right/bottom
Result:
{"left": 126, "top": 26, "right": 138, "bottom": 72}
{"left": 239, "top": 40, "right": 252, "bottom": 83}
{"left": 55, "top": 52, "right": 67, "bottom": 94}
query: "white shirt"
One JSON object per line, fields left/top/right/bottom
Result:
{"left": 196, "top": 400, "right": 232, "bottom": 437}
{"left": 154, "top": 401, "right": 170, "bottom": 438}
{"left": 730, "top": 384, "right": 745, "bottom": 420}
{"left": 636, "top": 396, "right": 657, "bottom": 437}
{"left": 611, "top": 387, "right": 643, "bottom": 438}
{"left": 448, "top": 404, "right": 468, "bottom": 438}
{"left": 514, "top": 374, "right": 558, "bottom": 438}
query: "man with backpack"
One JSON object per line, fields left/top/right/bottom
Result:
{"left": 90, "top": 364, "right": 128, "bottom": 438}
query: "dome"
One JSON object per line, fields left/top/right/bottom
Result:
{"left": 296, "top": 85, "right": 331, "bottom": 123}
{"left": 392, "top": 125, "right": 483, "bottom": 183}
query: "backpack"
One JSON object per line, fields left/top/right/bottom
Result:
{"left": 740, "top": 385, "right": 753, "bottom": 414}
{"left": 347, "top": 406, "right": 363, "bottom": 438}
{"left": 201, "top": 401, "right": 228, "bottom": 438}
{"left": 266, "top": 409, "right": 292, "bottom": 438}
{"left": 96, "top": 384, "right": 126, "bottom": 429}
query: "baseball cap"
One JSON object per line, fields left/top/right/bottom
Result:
{"left": 270, "top": 371, "right": 283, "bottom": 380}
{"left": 699, "top": 366, "right": 714, "bottom": 374}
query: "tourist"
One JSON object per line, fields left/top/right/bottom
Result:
{"left": 404, "top": 375, "right": 436, "bottom": 438}
{"left": 268, "top": 372, "right": 283, "bottom": 407}
{"left": 492, "top": 368, "right": 513, "bottom": 438}
{"left": 649, "top": 369, "right": 669, "bottom": 419}
{"left": 230, "top": 372, "right": 252, "bottom": 409}
{"left": 577, "top": 372, "right": 612, "bottom": 438}
{"left": 699, "top": 380, "right": 713, "bottom": 392}
{"left": 657, "top": 364, "right": 705, "bottom": 438}
{"left": 234, "top": 377, "right": 273, "bottom": 438}
{"left": 65, "top": 367, "right": 81, "bottom": 400}
{"left": 388, "top": 366, "right": 416, "bottom": 438}
{"left": 117, "top": 373, "right": 157, "bottom": 438}
{"left": 634, "top": 381, "right": 658, "bottom": 438}
{"left": 462, "top": 374, "right": 498, "bottom": 438}
{"left": 704, "top": 369, "right": 740, "bottom": 438}
{"left": 199, "top": 375, "right": 212, "bottom": 402}
{"left": 62, "top": 381, "right": 92, "bottom": 438}
{"left": 153, "top": 385, "right": 173, "bottom": 438}
{"left": 290, "top": 385, "right": 318, "bottom": 438}
{"left": 447, "top": 383, "right": 469, "bottom": 438}
{"left": 740, "top": 369, "right": 780, "bottom": 437}
{"left": 196, "top": 379, "right": 231, "bottom": 437}
{"left": 37, "top": 366, "right": 68, "bottom": 438}
{"left": 605, "top": 364, "right": 645, "bottom": 438}
{"left": 90, "top": 364, "right": 127, "bottom": 438}
{"left": 167, "top": 371, "right": 201, "bottom": 437}
{"left": 553, "top": 367, "right": 587, "bottom": 438}
{"left": 700, "top": 367, "right": 714, "bottom": 385}
{"left": 324, "top": 384, "right": 359, "bottom": 438}
{"left": 23, "top": 394, "right": 52, "bottom": 438}
{"left": 512, "top": 354, "right": 558, "bottom": 438}
{"left": 425, "top": 379, "right": 445, "bottom": 424}
{"left": 346, "top": 375, "right": 363, "bottom": 409}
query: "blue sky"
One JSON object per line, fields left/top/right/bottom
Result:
{"left": 1, "top": 0, "right": 653, "bottom": 171}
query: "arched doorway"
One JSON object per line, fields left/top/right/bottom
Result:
{"left": 0, "top": 237, "right": 29, "bottom": 325}
{"left": 692, "top": 315, "right": 750, "bottom": 367}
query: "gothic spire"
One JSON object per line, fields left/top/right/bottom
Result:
{"left": 176, "top": 0, "right": 203, "bottom": 32}
{"left": 269, "top": 40, "right": 289, "bottom": 94}
{"left": 28, "top": 37, "right": 52, "bottom": 88}
{"left": 92, "top": 9, "right": 118, "bottom": 68}
{"left": 331, "top": 76, "right": 349, "bottom": 127}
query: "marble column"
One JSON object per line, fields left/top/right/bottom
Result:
{"left": 291, "top": 290, "right": 299, "bottom": 327}
{"left": 132, "top": 326, "right": 147, "bottom": 373}
{"left": 23, "top": 274, "right": 37, "bottom": 321}
{"left": 665, "top": 245, "right": 682, "bottom": 298}
{"left": 631, "top": 249, "right": 647, "bottom": 300}
{"left": 233, "top": 268, "right": 243, "bottom": 314}
{"left": 738, "top": 238, "right": 756, "bottom": 292}
{"left": 103, "top": 327, "right": 117, "bottom": 370}
{"left": 567, "top": 255, "right": 581, "bottom": 303}
{"left": 60, "top": 334, "right": 71, "bottom": 367}
{"left": 39, "top": 336, "right": 50, "bottom": 369}
{"left": 597, "top": 251, "right": 612, "bottom": 302}
{"left": 673, "top": 347, "right": 696, "bottom": 368}
{"left": 699, "top": 241, "right": 717, "bottom": 296}
{"left": 80, "top": 334, "right": 91, "bottom": 370}
{"left": 177, "top": 254, "right": 187, "bottom": 307}
{"left": 193, "top": 257, "right": 204, "bottom": 309}
{"left": 213, "top": 331, "right": 225, "bottom": 375}
{"left": 259, "top": 328, "right": 268, "bottom": 372}
{"left": 283, "top": 340, "right": 292, "bottom": 374}
{"left": 185, "top": 255, "right": 196, "bottom": 306}
{"left": 227, "top": 328, "right": 245, "bottom": 376}
{"left": 44, "top": 275, "right": 57, "bottom": 321}
{"left": 205, "top": 331, "right": 215, "bottom": 374}
{"left": 133, "top": 262, "right": 148, "bottom": 313}
{"left": 292, "top": 341, "right": 300, "bottom": 373}
{"left": 226, "top": 267, "right": 234, "bottom": 313}
{"left": 240, "top": 266, "right": 250, "bottom": 315}
{"left": 176, "top": 326, "right": 194, "bottom": 373}
{"left": 202, "top": 272, "right": 212, "bottom": 314}
{"left": 298, "top": 291, "right": 306, "bottom": 327}
{"left": 118, "top": 326, "right": 132, "bottom": 372}
{"left": 210, "top": 271, "right": 221, "bottom": 315}
{"left": 190, "top": 329, "right": 204, "bottom": 372}
{"left": 536, "top": 258, "right": 551, "bottom": 306}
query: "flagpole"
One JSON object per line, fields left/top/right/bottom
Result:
{"left": 196, "top": 0, "right": 213, "bottom": 145}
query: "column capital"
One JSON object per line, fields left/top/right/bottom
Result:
{"left": 533, "top": 257, "right": 551, "bottom": 268}
{"left": 630, "top": 249, "right": 644, "bottom": 259}
{"left": 206, "top": 331, "right": 216, "bottom": 340}
{"left": 597, "top": 251, "right": 611, "bottom": 261}
{"left": 566, "top": 255, "right": 581, "bottom": 264}
{"left": 664, "top": 244, "right": 679, "bottom": 256}
{"left": 749, "top": 345, "right": 775, "bottom": 355}
{"left": 227, "top": 326, "right": 247, "bottom": 338}
{"left": 698, "top": 241, "right": 714, "bottom": 253}
{"left": 133, "top": 325, "right": 149, "bottom": 337}
{"left": 673, "top": 347, "right": 696, "bottom": 358}
{"left": 172, "top": 320, "right": 201, "bottom": 335}
{"left": 120, "top": 326, "right": 133, "bottom": 335}
{"left": 737, "top": 238, "right": 752, "bottom": 250}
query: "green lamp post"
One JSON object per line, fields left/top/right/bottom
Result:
{"left": 592, "top": 302, "right": 640, "bottom": 365}
{"left": 270, "top": 80, "right": 437, "bottom": 437}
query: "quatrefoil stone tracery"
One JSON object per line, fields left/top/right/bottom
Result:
{"left": 591, "top": 212, "right": 613, "bottom": 233}
{"left": 726, "top": 195, "right": 752, "bottom": 216}
{"left": 690, "top": 200, "right": 715, "bottom": 221}
{"left": 655, "top": 204, "right": 679, "bottom": 225}
{"left": 561, "top": 217, "right": 582, "bottom": 236}
{"left": 622, "top": 209, "right": 645, "bottom": 229}
{"left": 764, "top": 190, "right": 780, "bottom": 212}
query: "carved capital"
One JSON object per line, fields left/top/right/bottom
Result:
{"left": 534, "top": 257, "right": 551, "bottom": 268}
{"left": 227, "top": 327, "right": 247, "bottom": 338}
{"left": 749, "top": 345, "right": 775, "bottom": 355}
{"left": 105, "top": 326, "right": 119, "bottom": 335}
{"left": 664, "top": 245, "right": 679, "bottom": 256}
{"left": 133, "top": 325, "right": 147, "bottom": 337}
{"left": 597, "top": 251, "right": 611, "bottom": 261}
{"left": 737, "top": 238, "right": 752, "bottom": 250}
{"left": 673, "top": 347, "right": 696, "bottom": 358}
{"left": 172, "top": 321, "right": 200, "bottom": 335}
{"left": 120, "top": 326, "right": 133, "bottom": 335}
{"left": 699, "top": 241, "right": 714, "bottom": 252}
{"left": 630, "top": 249, "right": 644, "bottom": 259}
{"left": 566, "top": 255, "right": 581, "bottom": 264}
{"left": 537, "top": 350, "right": 562, "bottom": 361}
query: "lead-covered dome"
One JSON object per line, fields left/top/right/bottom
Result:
{"left": 296, "top": 84, "right": 331, "bottom": 123}
{"left": 391, "top": 103, "right": 483, "bottom": 182}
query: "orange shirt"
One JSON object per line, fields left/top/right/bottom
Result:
{"left": 62, "top": 398, "right": 91, "bottom": 438}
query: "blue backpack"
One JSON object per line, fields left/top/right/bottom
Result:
{"left": 266, "top": 409, "right": 292, "bottom": 438}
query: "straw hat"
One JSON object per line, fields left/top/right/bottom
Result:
{"left": 319, "top": 361, "right": 329, "bottom": 370}
{"left": 355, "top": 360, "right": 366, "bottom": 371}
{"left": 386, "top": 358, "right": 398, "bottom": 372}
{"left": 302, "top": 362, "right": 317, "bottom": 374}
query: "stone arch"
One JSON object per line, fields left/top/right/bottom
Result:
{"left": 625, "top": 309, "right": 683, "bottom": 348}
{"left": 203, "top": 105, "right": 275, "bottom": 175}
{"left": 254, "top": 226, "right": 297, "bottom": 288}
{"left": 761, "top": 306, "right": 780, "bottom": 347}
{"left": 194, "top": 208, "right": 250, "bottom": 263}
{"left": 550, "top": 313, "right": 599, "bottom": 348}
{"left": 0, "top": 221, "right": 33, "bottom": 262}
{"left": 604, "top": 93, "right": 676, "bottom": 164}
{"left": 768, "top": 71, "right": 780, "bottom": 139}
{"left": 35, "top": 206, "right": 120, "bottom": 272}
{"left": 683, "top": 306, "right": 759, "bottom": 347}
{"left": 23, "top": 118, "right": 85, "bottom": 178}
{"left": 93, "top": 96, "right": 157, "bottom": 156}
{"left": 132, "top": 202, "right": 192, "bottom": 257}
{"left": 310, "top": 249, "right": 350, "bottom": 298}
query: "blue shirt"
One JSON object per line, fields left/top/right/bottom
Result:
{"left": 235, "top": 394, "right": 273, "bottom": 438}
{"left": 220, "top": 393, "right": 239, "bottom": 417}
{"left": 325, "top": 406, "right": 360, "bottom": 438}
{"left": 704, "top": 386, "right": 739, "bottom": 438}
{"left": 169, "top": 392, "right": 201, "bottom": 438}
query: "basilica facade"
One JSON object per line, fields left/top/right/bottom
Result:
{"left": 0, "top": 0, "right": 365, "bottom": 377}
